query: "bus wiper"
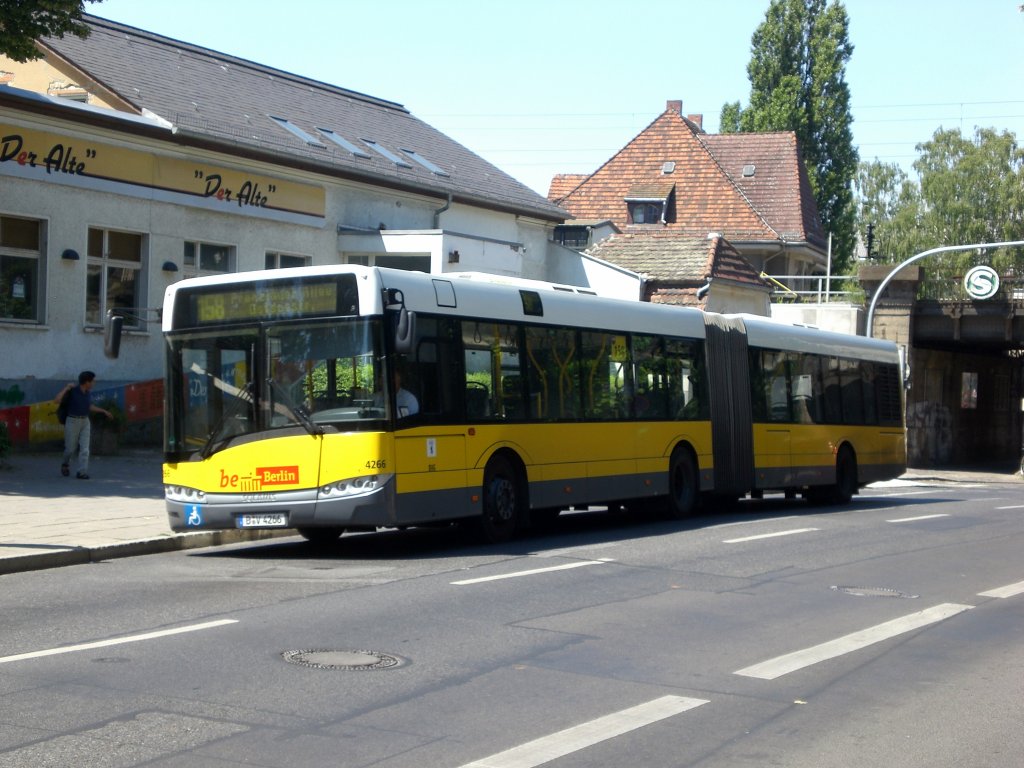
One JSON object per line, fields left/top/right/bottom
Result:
{"left": 266, "top": 378, "right": 323, "bottom": 436}
{"left": 200, "top": 381, "right": 254, "bottom": 459}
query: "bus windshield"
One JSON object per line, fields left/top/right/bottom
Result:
{"left": 164, "top": 317, "right": 388, "bottom": 459}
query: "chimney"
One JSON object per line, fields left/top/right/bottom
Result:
{"left": 687, "top": 113, "right": 704, "bottom": 130}
{"left": 666, "top": 99, "right": 682, "bottom": 115}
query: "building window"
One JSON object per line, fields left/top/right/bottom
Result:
{"left": 553, "top": 225, "right": 590, "bottom": 249}
{"left": 0, "top": 215, "right": 44, "bottom": 323}
{"left": 628, "top": 202, "right": 663, "bottom": 225}
{"left": 961, "top": 372, "right": 978, "bottom": 409}
{"left": 87, "top": 228, "right": 144, "bottom": 327}
{"left": 265, "top": 252, "right": 310, "bottom": 270}
{"left": 183, "top": 241, "right": 233, "bottom": 278}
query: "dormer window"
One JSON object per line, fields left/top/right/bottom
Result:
{"left": 625, "top": 181, "right": 675, "bottom": 225}
{"left": 628, "top": 202, "right": 662, "bottom": 224}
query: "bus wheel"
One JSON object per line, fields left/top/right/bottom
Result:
{"left": 833, "top": 447, "right": 858, "bottom": 504}
{"left": 666, "top": 447, "right": 699, "bottom": 519}
{"left": 297, "top": 527, "right": 345, "bottom": 545}
{"left": 479, "top": 455, "right": 521, "bottom": 544}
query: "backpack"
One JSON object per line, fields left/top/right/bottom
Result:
{"left": 57, "top": 388, "right": 72, "bottom": 425}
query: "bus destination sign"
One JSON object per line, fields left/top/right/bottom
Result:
{"left": 196, "top": 282, "right": 339, "bottom": 323}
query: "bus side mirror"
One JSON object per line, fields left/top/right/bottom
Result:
{"left": 394, "top": 307, "right": 416, "bottom": 355}
{"left": 104, "top": 311, "right": 123, "bottom": 359}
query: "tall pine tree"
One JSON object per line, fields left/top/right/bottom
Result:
{"left": 722, "top": 0, "right": 858, "bottom": 273}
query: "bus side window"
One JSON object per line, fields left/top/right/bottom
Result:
{"left": 463, "top": 321, "right": 521, "bottom": 420}
{"left": 840, "top": 357, "right": 864, "bottom": 425}
{"left": 667, "top": 337, "right": 707, "bottom": 420}
{"left": 793, "top": 354, "right": 824, "bottom": 424}
{"left": 751, "top": 348, "right": 791, "bottom": 423}
{"left": 631, "top": 334, "right": 665, "bottom": 419}
{"left": 822, "top": 356, "right": 843, "bottom": 424}
{"left": 861, "top": 361, "right": 878, "bottom": 424}
{"left": 407, "top": 316, "right": 461, "bottom": 422}
{"left": 524, "top": 325, "right": 578, "bottom": 420}
{"left": 582, "top": 331, "right": 627, "bottom": 419}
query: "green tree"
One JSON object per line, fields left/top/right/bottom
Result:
{"left": 721, "top": 0, "right": 858, "bottom": 272}
{"left": 0, "top": 0, "right": 98, "bottom": 62}
{"left": 855, "top": 127, "right": 1024, "bottom": 296}
{"left": 854, "top": 159, "right": 928, "bottom": 260}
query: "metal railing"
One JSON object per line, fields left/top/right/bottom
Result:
{"left": 917, "top": 273, "right": 1024, "bottom": 302}
{"left": 764, "top": 274, "right": 860, "bottom": 303}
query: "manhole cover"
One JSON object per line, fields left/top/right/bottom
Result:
{"left": 281, "top": 649, "right": 405, "bottom": 670}
{"left": 831, "top": 585, "right": 919, "bottom": 599}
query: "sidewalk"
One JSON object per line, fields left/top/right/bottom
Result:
{"left": 0, "top": 450, "right": 290, "bottom": 576}
{"left": 1, "top": 451, "right": 1020, "bottom": 576}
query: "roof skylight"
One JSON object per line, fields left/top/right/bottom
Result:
{"left": 269, "top": 116, "right": 325, "bottom": 147}
{"left": 361, "top": 139, "right": 413, "bottom": 169}
{"left": 401, "top": 148, "right": 450, "bottom": 177}
{"left": 317, "top": 128, "right": 372, "bottom": 158}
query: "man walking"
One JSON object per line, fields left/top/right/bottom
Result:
{"left": 54, "top": 371, "right": 112, "bottom": 479}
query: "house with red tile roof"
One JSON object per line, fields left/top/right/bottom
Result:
{"left": 549, "top": 100, "right": 829, "bottom": 307}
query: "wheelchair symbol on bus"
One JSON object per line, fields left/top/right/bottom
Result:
{"left": 186, "top": 505, "right": 203, "bottom": 526}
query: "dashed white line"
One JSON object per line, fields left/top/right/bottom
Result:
{"left": 0, "top": 619, "right": 239, "bottom": 665}
{"left": 978, "top": 580, "right": 1024, "bottom": 599}
{"left": 886, "top": 513, "right": 950, "bottom": 523}
{"left": 451, "top": 559, "right": 612, "bottom": 585}
{"left": 722, "top": 528, "right": 819, "bottom": 544}
{"left": 457, "top": 695, "right": 708, "bottom": 768}
{"left": 995, "top": 505, "right": 1024, "bottom": 510}
{"left": 734, "top": 603, "right": 972, "bottom": 680}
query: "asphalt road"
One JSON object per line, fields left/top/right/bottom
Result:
{"left": 1, "top": 478, "right": 1022, "bottom": 767}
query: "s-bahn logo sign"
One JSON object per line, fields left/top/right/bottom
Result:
{"left": 964, "top": 265, "right": 1000, "bottom": 300}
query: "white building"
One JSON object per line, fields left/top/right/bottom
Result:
{"left": 0, "top": 14, "right": 638, "bottom": 413}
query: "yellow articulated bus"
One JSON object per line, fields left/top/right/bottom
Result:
{"left": 119, "top": 265, "right": 904, "bottom": 544}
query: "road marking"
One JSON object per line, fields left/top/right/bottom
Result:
{"left": 886, "top": 513, "right": 950, "bottom": 523}
{"left": 457, "top": 695, "right": 708, "bottom": 768}
{"left": 711, "top": 515, "right": 802, "bottom": 530}
{"left": 722, "top": 528, "right": 818, "bottom": 544}
{"left": 734, "top": 603, "right": 972, "bottom": 680}
{"left": 862, "top": 490, "right": 941, "bottom": 498}
{"left": 978, "top": 580, "right": 1024, "bottom": 599}
{"left": 996, "top": 505, "right": 1024, "bottom": 510}
{"left": 533, "top": 542, "right": 619, "bottom": 558}
{"left": 451, "top": 559, "right": 612, "bottom": 585}
{"left": 0, "top": 619, "right": 239, "bottom": 665}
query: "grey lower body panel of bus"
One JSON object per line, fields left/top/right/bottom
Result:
{"left": 167, "top": 479, "right": 397, "bottom": 532}
{"left": 752, "top": 461, "right": 905, "bottom": 492}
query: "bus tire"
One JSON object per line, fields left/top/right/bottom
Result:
{"left": 666, "top": 446, "right": 699, "bottom": 519}
{"left": 833, "top": 446, "right": 858, "bottom": 504}
{"left": 478, "top": 454, "right": 521, "bottom": 544}
{"left": 297, "top": 526, "right": 345, "bottom": 545}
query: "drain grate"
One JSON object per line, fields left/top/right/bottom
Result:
{"left": 831, "top": 585, "right": 919, "bottom": 599}
{"left": 281, "top": 649, "right": 405, "bottom": 670}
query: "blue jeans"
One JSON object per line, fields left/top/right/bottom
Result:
{"left": 62, "top": 416, "right": 91, "bottom": 474}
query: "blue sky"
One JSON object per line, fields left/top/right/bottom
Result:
{"left": 87, "top": 0, "right": 1024, "bottom": 196}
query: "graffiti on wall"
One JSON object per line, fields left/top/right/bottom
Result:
{"left": 0, "top": 379, "right": 163, "bottom": 446}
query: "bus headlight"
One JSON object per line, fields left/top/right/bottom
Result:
{"left": 165, "top": 485, "right": 207, "bottom": 503}
{"left": 318, "top": 473, "right": 390, "bottom": 500}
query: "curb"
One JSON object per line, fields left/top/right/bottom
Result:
{"left": 0, "top": 528, "right": 295, "bottom": 576}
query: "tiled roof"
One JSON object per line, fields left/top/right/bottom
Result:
{"left": 586, "top": 231, "right": 766, "bottom": 286}
{"left": 39, "top": 15, "right": 567, "bottom": 222}
{"left": 547, "top": 173, "right": 587, "bottom": 200}
{"left": 702, "top": 132, "right": 825, "bottom": 248}
{"left": 550, "top": 105, "right": 823, "bottom": 247}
